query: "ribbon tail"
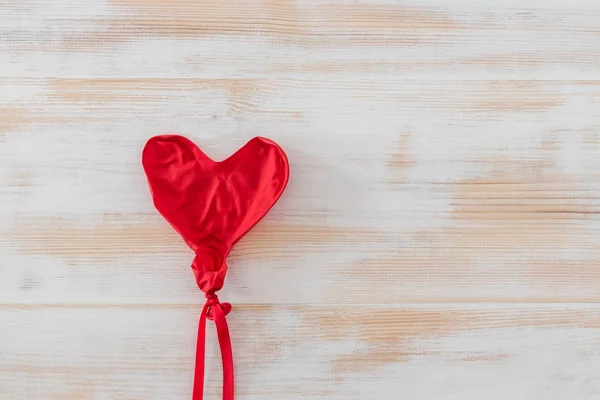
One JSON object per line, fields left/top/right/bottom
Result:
{"left": 192, "top": 300, "right": 234, "bottom": 400}
{"left": 212, "top": 304, "right": 235, "bottom": 400}
{"left": 192, "top": 302, "right": 210, "bottom": 400}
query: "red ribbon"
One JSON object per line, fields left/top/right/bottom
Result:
{"left": 193, "top": 292, "right": 234, "bottom": 400}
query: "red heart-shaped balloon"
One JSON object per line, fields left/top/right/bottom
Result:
{"left": 142, "top": 134, "right": 289, "bottom": 294}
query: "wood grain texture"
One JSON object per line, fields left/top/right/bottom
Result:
{"left": 2, "top": 0, "right": 600, "bottom": 399}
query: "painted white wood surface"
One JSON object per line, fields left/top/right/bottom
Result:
{"left": 2, "top": 0, "right": 600, "bottom": 399}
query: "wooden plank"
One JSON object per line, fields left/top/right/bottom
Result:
{"left": 2, "top": 1, "right": 600, "bottom": 79}
{"left": 2, "top": 305, "right": 600, "bottom": 399}
{"left": 1, "top": 78, "right": 600, "bottom": 304}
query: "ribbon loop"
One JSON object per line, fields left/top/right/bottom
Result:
{"left": 204, "top": 293, "right": 232, "bottom": 320}
{"left": 193, "top": 294, "right": 234, "bottom": 400}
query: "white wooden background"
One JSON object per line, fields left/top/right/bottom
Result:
{"left": 2, "top": 0, "right": 600, "bottom": 399}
